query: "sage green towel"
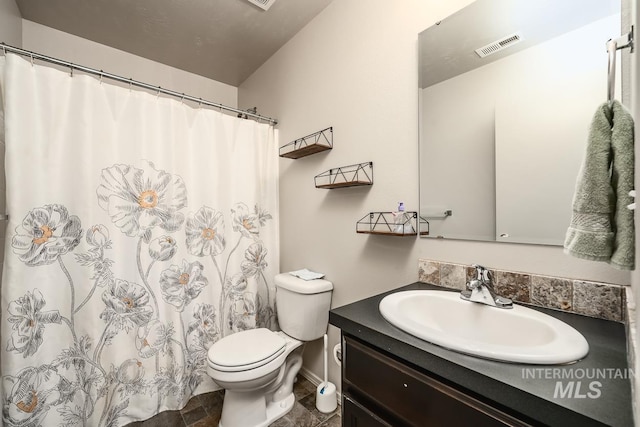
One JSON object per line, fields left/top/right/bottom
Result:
{"left": 564, "top": 100, "right": 635, "bottom": 270}
{"left": 609, "top": 101, "right": 635, "bottom": 269}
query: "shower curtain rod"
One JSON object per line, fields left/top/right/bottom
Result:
{"left": 0, "top": 43, "right": 279, "bottom": 126}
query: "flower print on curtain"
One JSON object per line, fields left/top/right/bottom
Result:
{"left": 96, "top": 162, "right": 188, "bottom": 238}
{"left": 0, "top": 53, "right": 278, "bottom": 426}
{"left": 185, "top": 204, "right": 276, "bottom": 337}
{"left": 6, "top": 289, "right": 63, "bottom": 358}
{"left": 11, "top": 204, "right": 83, "bottom": 266}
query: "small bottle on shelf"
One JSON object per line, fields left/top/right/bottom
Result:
{"left": 393, "top": 202, "right": 407, "bottom": 234}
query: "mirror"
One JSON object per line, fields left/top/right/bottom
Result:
{"left": 419, "top": 0, "right": 622, "bottom": 245}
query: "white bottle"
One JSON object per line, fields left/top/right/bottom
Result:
{"left": 394, "top": 202, "right": 407, "bottom": 234}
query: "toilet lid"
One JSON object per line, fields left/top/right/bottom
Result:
{"left": 208, "top": 328, "right": 286, "bottom": 372}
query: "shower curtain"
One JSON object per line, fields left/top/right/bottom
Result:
{"left": 0, "top": 53, "right": 279, "bottom": 426}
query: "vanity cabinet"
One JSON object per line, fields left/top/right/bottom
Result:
{"left": 341, "top": 335, "right": 532, "bottom": 427}
{"left": 343, "top": 395, "right": 393, "bottom": 427}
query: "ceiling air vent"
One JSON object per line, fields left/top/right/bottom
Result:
{"left": 475, "top": 32, "right": 524, "bottom": 58}
{"left": 245, "top": 0, "right": 276, "bottom": 11}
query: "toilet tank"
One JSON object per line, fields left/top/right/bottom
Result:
{"left": 274, "top": 273, "right": 333, "bottom": 341}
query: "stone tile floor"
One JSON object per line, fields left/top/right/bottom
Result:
{"left": 125, "top": 376, "right": 341, "bottom": 427}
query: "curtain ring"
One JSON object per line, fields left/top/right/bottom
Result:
{"left": 30, "top": 53, "right": 34, "bottom": 66}
{"left": 157, "top": 86, "right": 161, "bottom": 99}
{"left": 198, "top": 98, "right": 202, "bottom": 108}
{"left": 181, "top": 93, "right": 185, "bottom": 104}
{"left": 129, "top": 78, "right": 133, "bottom": 91}
{"left": 99, "top": 72, "right": 103, "bottom": 84}
{"left": 2, "top": 44, "right": 6, "bottom": 55}
{"left": 70, "top": 66, "right": 74, "bottom": 77}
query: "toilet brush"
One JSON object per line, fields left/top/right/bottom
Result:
{"left": 315, "top": 334, "right": 337, "bottom": 413}
{"left": 321, "top": 334, "right": 328, "bottom": 393}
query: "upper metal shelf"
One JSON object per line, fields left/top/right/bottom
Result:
{"left": 279, "top": 127, "right": 333, "bottom": 159}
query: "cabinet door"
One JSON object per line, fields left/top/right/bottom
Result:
{"left": 343, "top": 336, "right": 531, "bottom": 427}
{"left": 343, "top": 395, "right": 393, "bottom": 427}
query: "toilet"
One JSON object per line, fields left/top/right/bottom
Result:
{"left": 207, "top": 273, "right": 333, "bottom": 427}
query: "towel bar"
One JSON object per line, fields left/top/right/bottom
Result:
{"left": 607, "top": 27, "right": 634, "bottom": 104}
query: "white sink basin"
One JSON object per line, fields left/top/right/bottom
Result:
{"left": 379, "top": 290, "right": 589, "bottom": 364}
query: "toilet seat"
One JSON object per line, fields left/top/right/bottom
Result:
{"left": 208, "top": 328, "right": 286, "bottom": 372}
{"left": 207, "top": 329, "right": 302, "bottom": 386}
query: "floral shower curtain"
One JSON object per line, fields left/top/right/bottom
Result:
{"left": 0, "top": 53, "right": 279, "bottom": 426}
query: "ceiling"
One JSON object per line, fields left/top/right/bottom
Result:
{"left": 419, "top": 0, "right": 620, "bottom": 88}
{"left": 15, "top": 0, "right": 334, "bottom": 87}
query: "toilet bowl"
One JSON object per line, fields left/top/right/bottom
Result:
{"left": 207, "top": 273, "right": 333, "bottom": 427}
{"left": 207, "top": 329, "right": 303, "bottom": 427}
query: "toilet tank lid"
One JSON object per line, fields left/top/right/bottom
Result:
{"left": 275, "top": 273, "right": 333, "bottom": 294}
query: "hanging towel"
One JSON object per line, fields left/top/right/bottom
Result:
{"left": 564, "top": 100, "right": 635, "bottom": 270}
{"left": 609, "top": 101, "right": 635, "bottom": 269}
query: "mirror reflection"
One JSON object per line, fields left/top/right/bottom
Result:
{"left": 419, "top": 0, "right": 621, "bottom": 245}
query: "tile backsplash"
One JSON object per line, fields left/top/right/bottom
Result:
{"left": 418, "top": 259, "right": 626, "bottom": 322}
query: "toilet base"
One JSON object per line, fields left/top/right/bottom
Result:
{"left": 218, "top": 392, "right": 295, "bottom": 427}
{"left": 265, "top": 392, "right": 295, "bottom": 426}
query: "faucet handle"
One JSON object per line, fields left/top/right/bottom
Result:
{"left": 471, "top": 264, "right": 487, "bottom": 280}
{"left": 471, "top": 264, "right": 494, "bottom": 286}
{"left": 468, "top": 264, "right": 486, "bottom": 290}
{"left": 483, "top": 268, "right": 494, "bottom": 284}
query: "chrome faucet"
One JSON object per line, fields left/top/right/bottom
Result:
{"left": 460, "top": 264, "right": 513, "bottom": 309}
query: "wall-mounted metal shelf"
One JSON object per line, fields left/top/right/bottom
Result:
{"left": 356, "top": 211, "right": 418, "bottom": 236}
{"left": 279, "top": 127, "right": 333, "bottom": 159}
{"left": 419, "top": 216, "right": 430, "bottom": 236}
{"left": 315, "top": 162, "right": 373, "bottom": 189}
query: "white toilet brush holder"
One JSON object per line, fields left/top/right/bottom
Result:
{"left": 316, "top": 381, "right": 337, "bottom": 413}
{"left": 316, "top": 334, "right": 337, "bottom": 413}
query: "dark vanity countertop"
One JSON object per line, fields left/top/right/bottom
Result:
{"left": 330, "top": 282, "right": 634, "bottom": 427}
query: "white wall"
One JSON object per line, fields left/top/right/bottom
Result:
{"left": 239, "top": 0, "right": 632, "bottom": 394}
{"left": 21, "top": 20, "right": 237, "bottom": 108}
{"left": 0, "top": 0, "right": 21, "bottom": 47}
